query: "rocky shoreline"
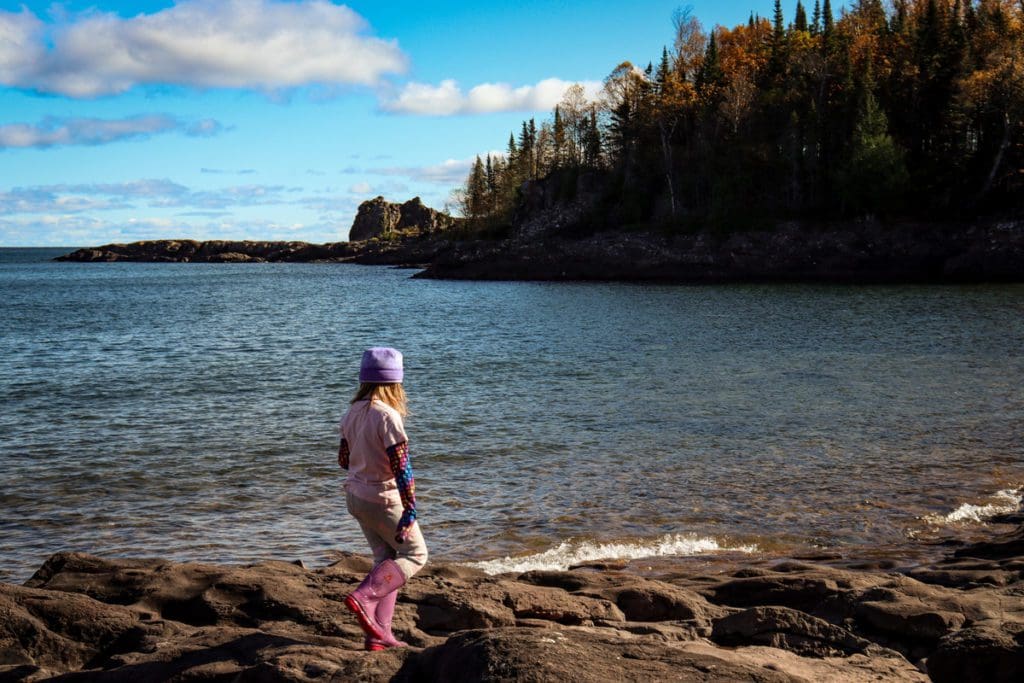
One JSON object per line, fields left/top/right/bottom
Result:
{"left": 413, "top": 219, "right": 1024, "bottom": 283}
{"left": 55, "top": 218, "right": 1024, "bottom": 284}
{"left": 53, "top": 191, "right": 1024, "bottom": 282}
{"left": 2, "top": 515, "right": 1022, "bottom": 682}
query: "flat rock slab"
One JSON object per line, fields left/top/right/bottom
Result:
{"left": 1, "top": 540, "right": 1022, "bottom": 681}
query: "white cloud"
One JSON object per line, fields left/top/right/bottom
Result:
{"left": 348, "top": 181, "right": 373, "bottom": 194}
{"left": 0, "top": 213, "right": 339, "bottom": 246}
{"left": 201, "top": 168, "right": 256, "bottom": 175}
{"left": 0, "top": 0, "right": 407, "bottom": 97}
{"left": 0, "top": 179, "right": 296, "bottom": 214}
{"left": 381, "top": 78, "right": 604, "bottom": 116}
{"left": 374, "top": 153, "right": 504, "bottom": 185}
{"left": 45, "top": 179, "right": 191, "bottom": 199}
{"left": 0, "top": 115, "right": 225, "bottom": 149}
{"left": 0, "top": 188, "right": 126, "bottom": 214}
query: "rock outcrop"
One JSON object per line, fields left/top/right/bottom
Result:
{"left": 416, "top": 219, "right": 1024, "bottom": 282}
{"left": 349, "top": 196, "right": 454, "bottom": 242}
{"left": 349, "top": 197, "right": 402, "bottom": 242}
{"left": 54, "top": 240, "right": 356, "bottom": 263}
{"left": 2, "top": 519, "right": 1023, "bottom": 682}
{"left": 51, "top": 197, "right": 1024, "bottom": 283}
{"left": 55, "top": 197, "right": 457, "bottom": 265}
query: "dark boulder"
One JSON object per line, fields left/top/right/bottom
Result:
{"left": 928, "top": 624, "right": 1024, "bottom": 683}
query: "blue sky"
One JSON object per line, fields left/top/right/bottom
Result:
{"left": 0, "top": 0, "right": 776, "bottom": 246}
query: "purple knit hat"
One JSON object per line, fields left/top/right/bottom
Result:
{"left": 359, "top": 347, "right": 404, "bottom": 383}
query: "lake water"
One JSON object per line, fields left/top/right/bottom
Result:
{"left": 2, "top": 247, "right": 1022, "bottom": 582}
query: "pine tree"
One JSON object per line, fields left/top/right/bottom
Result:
{"left": 837, "top": 64, "right": 909, "bottom": 214}
{"left": 656, "top": 46, "right": 672, "bottom": 91}
{"left": 821, "top": 0, "right": 836, "bottom": 56}
{"left": 949, "top": 0, "right": 967, "bottom": 58}
{"left": 892, "top": 0, "right": 908, "bottom": 34}
{"left": 812, "top": 0, "right": 822, "bottom": 35}
{"left": 485, "top": 154, "right": 497, "bottom": 211}
{"left": 584, "top": 108, "right": 602, "bottom": 168}
{"left": 770, "top": 0, "right": 788, "bottom": 75}
{"left": 695, "top": 31, "right": 723, "bottom": 93}
{"left": 552, "top": 106, "right": 566, "bottom": 169}
{"left": 854, "top": 0, "right": 886, "bottom": 34}
{"left": 528, "top": 119, "right": 538, "bottom": 178}
{"left": 467, "top": 156, "right": 487, "bottom": 220}
{"left": 517, "top": 120, "right": 533, "bottom": 180}
{"left": 795, "top": 1, "right": 809, "bottom": 32}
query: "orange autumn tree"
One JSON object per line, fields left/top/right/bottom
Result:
{"left": 456, "top": 1, "right": 1024, "bottom": 234}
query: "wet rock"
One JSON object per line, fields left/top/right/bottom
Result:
{"left": 954, "top": 524, "right": 1024, "bottom": 561}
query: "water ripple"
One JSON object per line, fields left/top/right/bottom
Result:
{"left": 1, "top": 250, "right": 1023, "bottom": 580}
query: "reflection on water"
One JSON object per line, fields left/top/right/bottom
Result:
{"left": 1, "top": 248, "right": 1022, "bottom": 581}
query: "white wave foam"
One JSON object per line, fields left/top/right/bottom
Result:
{"left": 924, "top": 488, "right": 1022, "bottom": 525}
{"left": 466, "top": 534, "right": 757, "bottom": 575}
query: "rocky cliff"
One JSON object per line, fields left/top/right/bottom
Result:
{"left": 2, "top": 516, "right": 1023, "bottom": 682}
{"left": 349, "top": 196, "right": 455, "bottom": 242}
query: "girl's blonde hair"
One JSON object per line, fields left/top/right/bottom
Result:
{"left": 352, "top": 382, "right": 408, "bottom": 416}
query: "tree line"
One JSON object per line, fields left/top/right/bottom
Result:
{"left": 455, "top": 0, "right": 1024, "bottom": 233}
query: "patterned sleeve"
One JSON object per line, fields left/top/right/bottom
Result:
{"left": 386, "top": 441, "right": 417, "bottom": 542}
{"left": 338, "top": 437, "right": 350, "bottom": 470}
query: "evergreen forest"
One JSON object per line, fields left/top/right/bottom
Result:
{"left": 456, "top": 0, "right": 1024, "bottom": 234}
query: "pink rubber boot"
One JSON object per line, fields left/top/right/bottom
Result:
{"left": 345, "top": 558, "right": 406, "bottom": 642}
{"left": 364, "top": 590, "right": 408, "bottom": 651}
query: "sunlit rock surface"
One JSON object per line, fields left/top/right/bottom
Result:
{"left": 2, "top": 521, "right": 1022, "bottom": 681}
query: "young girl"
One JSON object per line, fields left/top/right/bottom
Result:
{"left": 338, "top": 347, "right": 427, "bottom": 651}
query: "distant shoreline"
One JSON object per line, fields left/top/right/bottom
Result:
{"left": 54, "top": 218, "right": 1024, "bottom": 284}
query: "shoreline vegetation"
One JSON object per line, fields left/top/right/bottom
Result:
{"left": 2, "top": 514, "right": 1022, "bottom": 681}
{"left": 55, "top": 2, "right": 1024, "bottom": 282}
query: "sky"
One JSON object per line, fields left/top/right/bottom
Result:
{"left": 0, "top": 0, "right": 777, "bottom": 246}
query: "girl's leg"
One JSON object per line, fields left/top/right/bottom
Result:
{"left": 345, "top": 492, "right": 426, "bottom": 648}
{"left": 346, "top": 492, "right": 396, "bottom": 565}
{"left": 346, "top": 493, "right": 428, "bottom": 579}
